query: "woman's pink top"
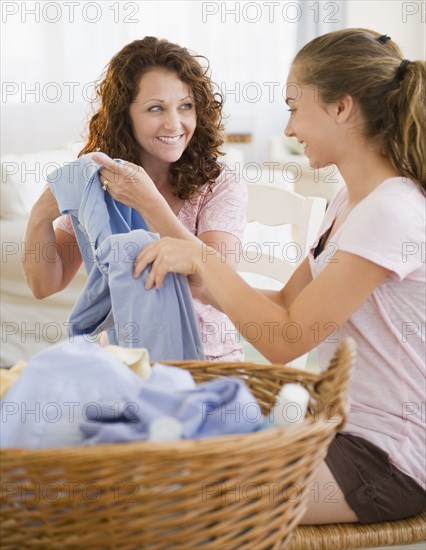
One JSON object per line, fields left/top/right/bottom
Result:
{"left": 55, "top": 165, "right": 248, "bottom": 361}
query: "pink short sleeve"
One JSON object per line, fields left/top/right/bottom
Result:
{"left": 196, "top": 166, "right": 248, "bottom": 241}
{"left": 54, "top": 214, "right": 75, "bottom": 235}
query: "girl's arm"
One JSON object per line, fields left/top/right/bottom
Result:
{"left": 193, "top": 254, "right": 313, "bottom": 313}
{"left": 134, "top": 238, "right": 389, "bottom": 364}
{"left": 22, "top": 185, "right": 82, "bottom": 299}
{"left": 261, "top": 256, "right": 313, "bottom": 309}
{"left": 92, "top": 153, "right": 242, "bottom": 297}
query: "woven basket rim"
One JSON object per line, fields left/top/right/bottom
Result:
{"left": 0, "top": 411, "right": 338, "bottom": 457}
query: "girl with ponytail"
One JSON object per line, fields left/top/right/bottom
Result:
{"left": 136, "top": 29, "right": 426, "bottom": 524}
{"left": 290, "top": 28, "right": 425, "bottom": 194}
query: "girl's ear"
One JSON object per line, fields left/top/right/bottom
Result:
{"left": 334, "top": 94, "right": 355, "bottom": 123}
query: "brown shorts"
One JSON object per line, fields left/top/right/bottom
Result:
{"left": 325, "top": 433, "right": 426, "bottom": 523}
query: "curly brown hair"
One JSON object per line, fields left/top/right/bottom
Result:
{"left": 79, "top": 37, "right": 225, "bottom": 200}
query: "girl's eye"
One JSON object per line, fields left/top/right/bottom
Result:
{"left": 180, "top": 103, "right": 193, "bottom": 111}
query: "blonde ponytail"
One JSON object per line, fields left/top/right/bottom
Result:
{"left": 385, "top": 60, "right": 426, "bottom": 193}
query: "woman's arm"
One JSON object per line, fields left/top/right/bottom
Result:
{"left": 22, "top": 186, "right": 82, "bottom": 299}
{"left": 134, "top": 238, "right": 389, "bottom": 363}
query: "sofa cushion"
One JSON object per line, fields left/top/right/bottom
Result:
{"left": 1, "top": 218, "right": 88, "bottom": 366}
{"left": 0, "top": 163, "right": 26, "bottom": 218}
{"left": 1, "top": 144, "right": 82, "bottom": 219}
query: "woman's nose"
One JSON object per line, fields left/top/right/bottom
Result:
{"left": 163, "top": 111, "right": 181, "bottom": 132}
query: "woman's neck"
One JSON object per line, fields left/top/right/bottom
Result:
{"left": 139, "top": 156, "right": 171, "bottom": 190}
{"left": 139, "top": 155, "right": 183, "bottom": 214}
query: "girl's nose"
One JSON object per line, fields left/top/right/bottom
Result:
{"left": 284, "top": 119, "right": 294, "bottom": 137}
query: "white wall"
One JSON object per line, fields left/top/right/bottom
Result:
{"left": 345, "top": 0, "right": 425, "bottom": 60}
{"left": 0, "top": 0, "right": 298, "bottom": 163}
{"left": 2, "top": 1, "right": 424, "bottom": 162}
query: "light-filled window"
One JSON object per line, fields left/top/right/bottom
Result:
{"left": 1, "top": 1, "right": 345, "bottom": 160}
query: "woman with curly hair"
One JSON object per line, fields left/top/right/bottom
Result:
{"left": 23, "top": 37, "right": 247, "bottom": 361}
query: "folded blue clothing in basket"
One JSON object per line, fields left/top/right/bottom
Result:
{"left": 0, "top": 338, "right": 263, "bottom": 449}
{"left": 81, "top": 368, "right": 263, "bottom": 444}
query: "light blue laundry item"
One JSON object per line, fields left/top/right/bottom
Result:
{"left": 47, "top": 154, "right": 148, "bottom": 273}
{"left": 47, "top": 155, "right": 204, "bottom": 360}
{"left": 0, "top": 339, "right": 262, "bottom": 449}
{"left": 81, "top": 366, "right": 263, "bottom": 444}
{"left": 47, "top": 154, "right": 148, "bottom": 347}
{"left": 0, "top": 338, "right": 145, "bottom": 449}
{"left": 146, "top": 363, "right": 196, "bottom": 391}
{"left": 68, "top": 230, "right": 204, "bottom": 361}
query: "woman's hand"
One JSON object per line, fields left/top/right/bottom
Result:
{"left": 133, "top": 237, "right": 214, "bottom": 289}
{"left": 92, "top": 152, "right": 161, "bottom": 211}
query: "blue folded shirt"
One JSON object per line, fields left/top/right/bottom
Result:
{"left": 1, "top": 338, "right": 262, "bottom": 449}
{"left": 81, "top": 367, "right": 263, "bottom": 444}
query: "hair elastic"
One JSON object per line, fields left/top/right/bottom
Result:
{"left": 377, "top": 34, "right": 391, "bottom": 44}
{"left": 396, "top": 59, "right": 411, "bottom": 82}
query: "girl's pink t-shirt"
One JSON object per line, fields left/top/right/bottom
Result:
{"left": 309, "top": 178, "right": 425, "bottom": 488}
{"left": 56, "top": 165, "right": 248, "bottom": 361}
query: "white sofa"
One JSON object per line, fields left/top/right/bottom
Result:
{"left": 1, "top": 143, "right": 88, "bottom": 367}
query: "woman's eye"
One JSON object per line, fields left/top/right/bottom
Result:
{"left": 148, "top": 105, "right": 163, "bottom": 112}
{"left": 180, "top": 103, "right": 193, "bottom": 111}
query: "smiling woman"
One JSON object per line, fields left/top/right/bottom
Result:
{"left": 128, "top": 70, "right": 197, "bottom": 179}
{"left": 22, "top": 37, "right": 248, "bottom": 362}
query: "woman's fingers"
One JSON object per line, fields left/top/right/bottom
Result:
{"left": 91, "top": 152, "right": 114, "bottom": 166}
{"left": 92, "top": 152, "right": 122, "bottom": 173}
{"left": 99, "top": 167, "right": 116, "bottom": 186}
{"left": 94, "top": 154, "right": 146, "bottom": 198}
{"left": 134, "top": 241, "right": 157, "bottom": 278}
{"left": 145, "top": 260, "right": 168, "bottom": 290}
{"left": 92, "top": 153, "right": 139, "bottom": 177}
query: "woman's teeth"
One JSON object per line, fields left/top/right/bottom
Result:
{"left": 158, "top": 136, "right": 181, "bottom": 143}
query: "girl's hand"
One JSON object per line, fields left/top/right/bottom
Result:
{"left": 91, "top": 152, "right": 160, "bottom": 211}
{"left": 134, "top": 237, "right": 211, "bottom": 289}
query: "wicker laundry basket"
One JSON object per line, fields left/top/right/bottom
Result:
{"left": 1, "top": 339, "right": 356, "bottom": 550}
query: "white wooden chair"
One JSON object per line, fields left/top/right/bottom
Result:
{"left": 238, "top": 184, "right": 327, "bottom": 368}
